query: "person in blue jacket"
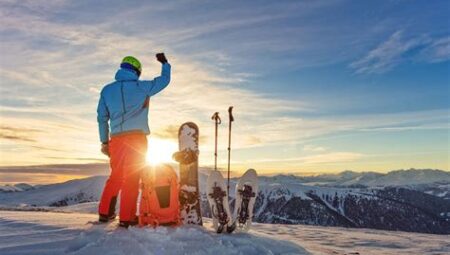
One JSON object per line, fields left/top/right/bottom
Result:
{"left": 97, "top": 54, "right": 171, "bottom": 228}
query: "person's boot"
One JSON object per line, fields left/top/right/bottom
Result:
{"left": 99, "top": 213, "right": 116, "bottom": 223}
{"left": 118, "top": 216, "right": 139, "bottom": 228}
{"left": 119, "top": 221, "right": 130, "bottom": 228}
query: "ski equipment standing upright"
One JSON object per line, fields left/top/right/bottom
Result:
{"left": 227, "top": 106, "right": 234, "bottom": 195}
{"left": 207, "top": 111, "right": 234, "bottom": 233}
{"left": 211, "top": 112, "right": 221, "bottom": 171}
{"left": 232, "top": 169, "right": 259, "bottom": 232}
{"left": 206, "top": 170, "right": 234, "bottom": 233}
{"left": 172, "top": 122, "right": 202, "bottom": 225}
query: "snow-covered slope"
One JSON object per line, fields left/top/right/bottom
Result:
{"left": 0, "top": 211, "right": 307, "bottom": 255}
{"left": 1, "top": 210, "right": 449, "bottom": 255}
{"left": 249, "top": 180, "right": 450, "bottom": 234}
{"left": 0, "top": 176, "right": 105, "bottom": 207}
{"left": 0, "top": 183, "right": 35, "bottom": 193}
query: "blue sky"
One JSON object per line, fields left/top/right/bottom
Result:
{"left": 0, "top": 0, "right": 448, "bottom": 181}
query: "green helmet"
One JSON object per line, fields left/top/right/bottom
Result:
{"left": 121, "top": 56, "right": 142, "bottom": 75}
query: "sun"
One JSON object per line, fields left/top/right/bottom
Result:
{"left": 146, "top": 137, "right": 178, "bottom": 166}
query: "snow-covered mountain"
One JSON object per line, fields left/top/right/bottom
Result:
{"left": 0, "top": 183, "right": 35, "bottom": 193}
{"left": 1, "top": 169, "right": 449, "bottom": 235}
{"left": 249, "top": 184, "right": 450, "bottom": 234}
{"left": 336, "top": 169, "right": 450, "bottom": 187}
{"left": 0, "top": 176, "right": 105, "bottom": 206}
{"left": 264, "top": 168, "right": 450, "bottom": 187}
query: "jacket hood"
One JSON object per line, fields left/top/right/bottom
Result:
{"left": 115, "top": 68, "right": 139, "bottom": 81}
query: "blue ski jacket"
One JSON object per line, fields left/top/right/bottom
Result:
{"left": 97, "top": 63, "right": 171, "bottom": 143}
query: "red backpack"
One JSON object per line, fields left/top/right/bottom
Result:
{"left": 139, "top": 164, "right": 181, "bottom": 227}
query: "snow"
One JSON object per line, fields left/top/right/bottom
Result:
{"left": 254, "top": 222, "right": 450, "bottom": 255}
{"left": 179, "top": 124, "right": 198, "bottom": 151}
{"left": 1, "top": 170, "right": 449, "bottom": 254}
{"left": 331, "top": 169, "right": 450, "bottom": 187}
{"left": 0, "top": 176, "right": 105, "bottom": 207}
{"left": 264, "top": 169, "right": 450, "bottom": 188}
{"left": 1, "top": 210, "right": 449, "bottom": 255}
{"left": 0, "top": 211, "right": 306, "bottom": 255}
{"left": 0, "top": 183, "right": 34, "bottom": 193}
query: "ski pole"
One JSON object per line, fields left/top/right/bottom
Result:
{"left": 227, "top": 106, "right": 234, "bottom": 195}
{"left": 211, "top": 112, "right": 221, "bottom": 171}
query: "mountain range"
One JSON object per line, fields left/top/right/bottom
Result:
{"left": 1, "top": 168, "right": 449, "bottom": 234}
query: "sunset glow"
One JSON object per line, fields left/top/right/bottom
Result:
{"left": 0, "top": 1, "right": 448, "bottom": 184}
{"left": 146, "top": 137, "right": 178, "bottom": 166}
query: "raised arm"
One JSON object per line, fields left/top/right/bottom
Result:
{"left": 140, "top": 63, "right": 171, "bottom": 96}
{"left": 97, "top": 93, "right": 110, "bottom": 144}
{"left": 139, "top": 53, "right": 171, "bottom": 96}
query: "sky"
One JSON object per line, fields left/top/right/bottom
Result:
{"left": 0, "top": 0, "right": 449, "bottom": 183}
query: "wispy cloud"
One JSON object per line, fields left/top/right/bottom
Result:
{"left": 350, "top": 31, "right": 428, "bottom": 74}
{"left": 0, "top": 134, "right": 35, "bottom": 142}
{"left": 303, "top": 145, "right": 327, "bottom": 152}
{"left": 152, "top": 125, "right": 180, "bottom": 140}
{"left": 417, "top": 36, "right": 450, "bottom": 63}
{"left": 0, "top": 126, "right": 42, "bottom": 142}
{"left": 350, "top": 31, "right": 449, "bottom": 74}
{"left": 0, "top": 163, "right": 108, "bottom": 175}
{"left": 240, "top": 152, "right": 364, "bottom": 165}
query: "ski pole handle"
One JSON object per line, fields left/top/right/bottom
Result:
{"left": 228, "top": 106, "right": 234, "bottom": 122}
{"left": 211, "top": 112, "right": 221, "bottom": 124}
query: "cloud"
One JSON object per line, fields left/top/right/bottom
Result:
{"left": 298, "top": 152, "right": 364, "bottom": 165}
{"left": 30, "top": 145, "right": 68, "bottom": 152}
{"left": 244, "top": 136, "right": 263, "bottom": 146}
{"left": 303, "top": 145, "right": 327, "bottom": 152}
{"left": 0, "top": 126, "right": 41, "bottom": 133}
{"left": 44, "top": 156, "right": 107, "bottom": 163}
{"left": 417, "top": 36, "right": 450, "bottom": 63}
{"left": 350, "top": 31, "right": 449, "bottom": 74}
{"left": 241, "top": 152, "right": 364, "bottom": 165}
{"left": 0, "top": 126, "right": 42, "bottom": 142}
{"left": 0, "top": 134, "right": 36, "bottom": 142}
{"left": 350, "top": 31, "right": 429, "bottom": 74}
{"left": 152, "top": 125, "right": 180, "bottom": 140}
{"left": 0, "top": 173, "right": 81, "bottom": 185}
{"left": 0, "top": 163, "right": 109, "bottom": 175}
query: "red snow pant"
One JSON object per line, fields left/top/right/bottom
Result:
{"left": 98, "top": 132, "right": 147, "bottom": 222}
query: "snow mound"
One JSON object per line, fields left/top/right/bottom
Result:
{"left": 0, "top": 211, "right": 307, "bottom": 255}
{"left": 68, "top": 224, "right": 306, "bottom": 255}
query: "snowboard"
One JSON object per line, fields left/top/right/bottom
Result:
{"left": 173, "top": 122, "right": 202, "bottom": 225}
{"left": 206, "top": 171, "right": 233, "bottom": 233}
{"left": 232, "top": 169, "right": 258, "bottom": 232}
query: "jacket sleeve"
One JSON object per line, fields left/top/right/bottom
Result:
{"left": 140, "top": 63, "right": 171, "bottom": 96}
{"left": 97, "top": 93, "right": 110, "bottom": 143}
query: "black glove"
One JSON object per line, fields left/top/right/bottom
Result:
{"left": 156, "top": 53, "right": 168, "bottom": 64}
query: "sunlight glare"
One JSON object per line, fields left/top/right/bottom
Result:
{"left": 146, "top": 137, "right": 178, "bottom": 166}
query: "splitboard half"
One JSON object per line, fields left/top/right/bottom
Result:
{"left": 206, "top": 170, "right": 233, "bottom": 233}
{"left": 232, "top": 169, "right": 258, "bottom": 232}
{"left": 174, "top": 122, "right": 202, "bottom": 225}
